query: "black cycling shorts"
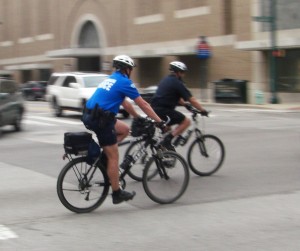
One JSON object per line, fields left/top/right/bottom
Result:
{"left": 152, "top": 107, "right": 185, "bottom": 126}
{"left": 82, "top": 113, "right": 117, "bottom": 147}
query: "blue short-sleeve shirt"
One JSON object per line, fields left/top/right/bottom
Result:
{"left": 86, "top": 71, "right": 140, "bottom": 114}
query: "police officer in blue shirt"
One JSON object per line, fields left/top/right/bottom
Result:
{"left": 151, "top": 61, "right": 208, "bottom": 150}
{"left": 82, "top": 55, "right": 163, "bottom": 204}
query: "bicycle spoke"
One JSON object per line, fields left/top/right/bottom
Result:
{"left": 143, "top": 151, "right": 189, "bottom": 204}
{"left": 188, "top": 135, "right": 225, "bottom": 176}
{"left": 57, "top": 157, "right": 109, "bottom": 213}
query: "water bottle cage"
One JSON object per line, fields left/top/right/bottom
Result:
{"left": 120, "top": 155, "right": 134, "bottom": 170}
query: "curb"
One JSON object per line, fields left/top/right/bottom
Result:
{"left": 200, "top": 101, "right": 300, "bottom": 111}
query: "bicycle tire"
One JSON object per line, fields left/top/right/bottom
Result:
{"left": 187, "top": 134, "right": 225, "bottom": 176}
{"left": 57, "top": 156, "right": 110, "bottom": 213}
{"left": 124, "top": 139, "right": 151, "bottom": 182}
{"left": 142, "top": 151, "right": 189, "bottom": 204}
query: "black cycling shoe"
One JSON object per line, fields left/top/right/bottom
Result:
{"left": 160, "top": 139, "right": 176, "bottom": 152}
{"left": 112, "top": 189, "right": 136, "bottom": 204}
{"left": 160, "top": 133, "right": 176, "bottom": 152}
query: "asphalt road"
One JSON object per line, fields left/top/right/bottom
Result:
{"left": 0, "top": 101, "right": 300, "bottom": 251}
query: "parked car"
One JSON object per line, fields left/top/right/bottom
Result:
{"left": 21, "top": 81, "right": 48, "bottom": 101}
{"left": 46, "top": 72, "right": 130, "bottom": 118}
{"left": 140, "top": 85, "right": 157, "bottom": 103}
{"left": 0, "top": 79, "right": 25, "bottom": 133}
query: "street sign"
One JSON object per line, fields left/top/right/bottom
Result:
{"left": 253, "top": 16, "right": 273, "bottom": 22}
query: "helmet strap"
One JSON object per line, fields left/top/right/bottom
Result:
{"left": 124, "top": 68, "right": 132, "bottom": 78}
{"left": 175, "top": 72, "right": 181, "bottom": 78}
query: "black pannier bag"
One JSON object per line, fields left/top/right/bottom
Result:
{"left": 64, "top": 132, "right": 93, "bottom": 155}
{"left": 86, "top": 138, "right": 101, "bottom": 165}
{"left": 131, "top": 117, "right": 155, "bottom": 137}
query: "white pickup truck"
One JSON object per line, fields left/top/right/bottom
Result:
{"left": 46, "top": 72, "right": 130, "bottom": 118}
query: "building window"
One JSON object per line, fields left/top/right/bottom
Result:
{"left": 136, "top": 0, "right": 160, "bottom": 17}
{"left": 177, "top": 0, "right": 208, "bottom": 10}
{"left": 223, "top": 0, "right": 233, "bottom": 34}
{"left": 277, "top": 49, "right": 300, "bottom": 92}
{"left": 38, "top": 0, "right": 50, "bottom": 34}
{"left": 79, "top": 21, "right": 100, "bottom": 48}
{"left": 0, "top": 0, "right": 11, "bottom": 41}
{"left": 260, "top": 0, "right": 300, "bottom": 31}
{"left": 134, "top": 0, "right": 163, "bottom": 25}
{"left": 21, "top": 0, "right": 32, "bottom": 37}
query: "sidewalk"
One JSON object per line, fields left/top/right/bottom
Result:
{"left": 201, "top": 101, "right": 300, "bottom": 111}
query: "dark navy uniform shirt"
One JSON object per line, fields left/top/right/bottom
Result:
{"left": 151, "top": 74, "right": 192, "bottom": 110}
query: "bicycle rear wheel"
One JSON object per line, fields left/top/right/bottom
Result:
{"left": 57, "top": 156, "right": 110, "bottom": 213}
{"left": 143, "top": 151, "right": 189, "bottom": 204}
{"left": 187, "top": 134, "right": 225, "bottom": 176}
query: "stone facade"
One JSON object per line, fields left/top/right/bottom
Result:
{"left": 0, "top": 0, "right": 299, "bottom": 103}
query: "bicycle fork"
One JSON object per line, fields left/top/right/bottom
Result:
{"left": 153, "top": 150, "right": 170, "bottom": 180}
{"left": 197, "top": 137, "right": 209, "bottom": 157}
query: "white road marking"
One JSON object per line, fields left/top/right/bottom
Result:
{"left": 23, "top": 119, "right": 56, "bottom": 126}
{"left": 24, "top": 115, "right": 82, "bottom": 125}
{"left": 0, "top": 225, "right": 18, "bottom": 240}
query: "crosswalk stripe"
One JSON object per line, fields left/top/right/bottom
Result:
{"left": 25, "top": 115, "right": 82, "bottom": 125}
{"left": 23, "top": 119, "right": 56, "bottom": 126}
{"left": 0, "top": 225, "right": 18, "bottom": 240}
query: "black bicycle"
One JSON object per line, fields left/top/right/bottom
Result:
{"left": 125, "top": 107, "right": 225, "bottom": 180}
{"left": 57, "top": 118, "right": 189, "bottom": 213}
{"left": 173, "top": 106, "right": 225, "bottom": 176}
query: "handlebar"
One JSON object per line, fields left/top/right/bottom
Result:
{"left": 154, "top": 116, "right": 170, "bottom": 132}
{"left": 185, "top": 104, "right": 210, "bottom": 117}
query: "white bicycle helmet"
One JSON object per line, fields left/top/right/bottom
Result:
{"left": 113, "top": 55, "right": 135, "bottom": 70}
{"left": 169, "top": 61, "right": 188, "bottom": 72}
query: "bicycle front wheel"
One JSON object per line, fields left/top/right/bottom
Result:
{"left": 57, "top": 157, "right": 110, "bottom": 213}
{"left": 187, "top": 134, "right": 225, "bottom": 176}
{"left": 143, "top": 151, "right": 189, "bottom": 204}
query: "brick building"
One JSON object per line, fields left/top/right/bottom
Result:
{"left": 0, "top": 0, "right": 299, "bottom": 103}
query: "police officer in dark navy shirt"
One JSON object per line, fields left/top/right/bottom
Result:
{"left": 82, "top": 55, "right": 163, "bottom": 204}
{"left": 151, "top": 61, "right": 208, "bottom": 150}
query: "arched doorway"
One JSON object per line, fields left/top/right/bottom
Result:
{"left": 77, "top": 21, "right": 101, "bottom": 72}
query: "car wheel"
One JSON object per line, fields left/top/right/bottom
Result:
{"left": 0, "top": 115, "right": 2, "bottom": 137}
{"left": 52, "top": 99, "right": 62, "bottom": 117}
{"left": 27, "top": 93, "right": 35, "bottom": 101}
{"left": 14, "top": 111, "right": 22, "bottom": 132}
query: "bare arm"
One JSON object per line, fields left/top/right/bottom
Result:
{"left": 188, "top": 96, "right": 206, "bottom": 112}
{"left": 134, "top": 96, "right": 162, "bottom": 123}
{"left": 121, "top": 99, "right": 139, "bottom": 118}
{"left": 178, "top": 98, "right": 186, "bottom": 106}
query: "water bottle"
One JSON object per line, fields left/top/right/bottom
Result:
{"left": 120, "top": 155, "right": 134, "bottom": 170}
{"left": 177, "top": 129, "right": 193, "bottom": 146}
{"left": 183, "top": 129, "right": 193, "bottom": 144}
{"left": 173, "top": 135, "right": 185, "bottom": 147}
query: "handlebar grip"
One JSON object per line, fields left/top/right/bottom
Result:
{"left": 200, "top": 110, "right": 210, "bottom": 117}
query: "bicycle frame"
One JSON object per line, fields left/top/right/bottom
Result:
{"left": 119, "top": 133, "right": 161, "bottom": 180}
{"left": 174, "top": 110, "right": 206, "bottom": 147}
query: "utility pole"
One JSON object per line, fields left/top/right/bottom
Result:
{"left": 253, "top": 0, "right": 279, "bottom": 104}
{"left": 269, "top": 0, "right": 279, "bottom": 104}
{"left": 196, "top": 36, "right": 211, "bottom": 101}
